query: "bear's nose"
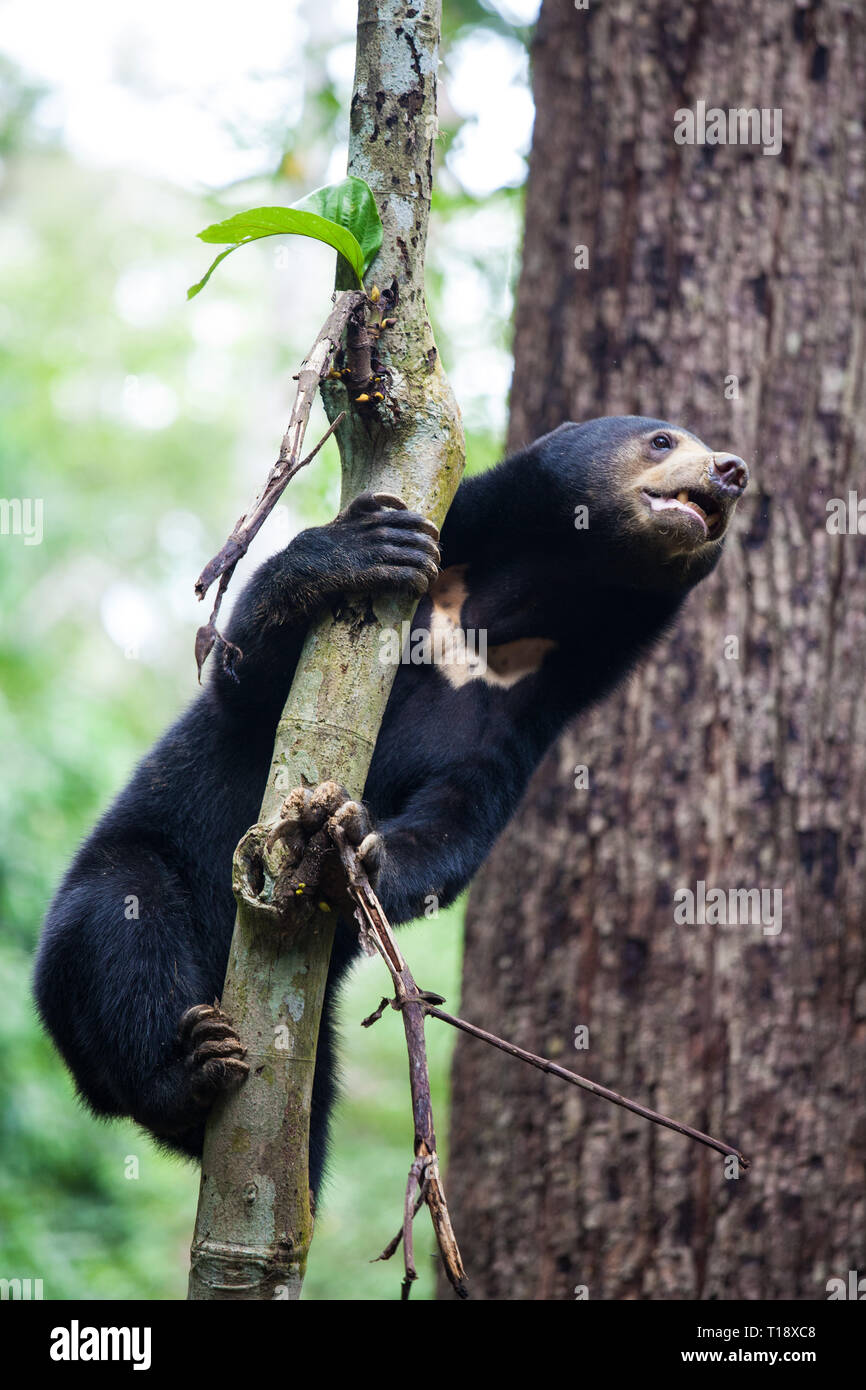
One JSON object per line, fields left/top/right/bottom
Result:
{"left": 710, "top": 453, "right": 749, "bottom": 496}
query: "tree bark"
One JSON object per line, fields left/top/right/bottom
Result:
{"left": 188, "top": 0, "right": 463, "bottom": 1301}
{"left": 445, "top": 0, "right": 866, "bottom": 1300}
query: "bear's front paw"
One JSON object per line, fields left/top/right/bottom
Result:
{"left": 330, "top": 793, "right": 384, "bottom": 884}
{"left": 330, "top": 492, "right": 441, "bottom": 598}
{"left": 178, "top": 1003, "right": 249, "bottom": 1106}
{"left": 270, "top": 780, "right": 383, "bottom": 912}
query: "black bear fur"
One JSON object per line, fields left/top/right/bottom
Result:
{"left": 34, "top": 416, "right": 749, "bottom": 1192}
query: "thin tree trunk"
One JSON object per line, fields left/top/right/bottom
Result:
{"left": 445, "top": 0, "right": 866, "bottom": 1300}
{"left": 188, "top": 0, "right": 463, "bottom": 1301}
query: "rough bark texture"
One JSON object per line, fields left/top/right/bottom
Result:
{"left": 188, "top": 0, "right": 463, "bottom": 1301}
{"left": 445, "top": 0, "right": 866, "bottom": 1301}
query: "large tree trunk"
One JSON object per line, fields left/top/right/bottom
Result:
{"left": 445, "top": 0, "right": 866, "bottom": 1301}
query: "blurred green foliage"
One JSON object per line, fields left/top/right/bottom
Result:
{"left": 0, "top": 0, "right": 528, "bottom": 1300}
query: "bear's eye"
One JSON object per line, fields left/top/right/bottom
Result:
{"left": 650, "top": 433, "right": 674, "bottom": 451}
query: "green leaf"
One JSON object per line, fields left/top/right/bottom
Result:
{"left": 293, "top": 177, "right": 383, "bottom": 281}
{"left": 187, "top": 176, "right": 383, "bottom": 300}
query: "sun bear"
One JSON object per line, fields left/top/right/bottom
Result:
{"left": 34, "top": 416, "right": 749, "bottom": 1192}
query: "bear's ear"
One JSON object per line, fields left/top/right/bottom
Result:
{"left": 545, "top": 420, "right": 583, "bottom": 439}
{"left": 522, "top": 420, "right": 586, "bottom": 469}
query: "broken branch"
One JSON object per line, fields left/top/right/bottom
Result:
{"left": 328, "top": 819, "right": 468, "bottom": 1299}
{"left": 423, "top": 1004, "right": 750, "bottom": 1170}
{"left": 192, "top": 288, "right": 366, "bottom": 675}
{"left": 326, "top": 819, "right": 750, "bottom": 1294}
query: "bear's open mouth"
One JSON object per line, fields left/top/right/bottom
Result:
{"left": 641, "top": 487, "right": 723, "bottom": 539}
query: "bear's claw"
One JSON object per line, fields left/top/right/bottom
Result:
{"left": 273, "top": 780, "right": 384, "bottom": 909}
{"left": 178, "top": 1003, "right": 249, "bottom": 1104}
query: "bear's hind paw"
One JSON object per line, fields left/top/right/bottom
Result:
{"left": 178, "top": 1003, "right": 249, "bottom": 1105}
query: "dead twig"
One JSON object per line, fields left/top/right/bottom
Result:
{"left": 325, "top": 818, "right": 751, "bottom": 1297}
{"left": 193, "top": 288, "right": 366, "bottom": 678}
{"left": 328, "top": 819, "right": 468, "bottom": 1300}
{"left": 422, "top": 1005, "right": 749, "bottom": 1170}
{"left": 373, "top": 1185, "right": 426, "bottom": 1264}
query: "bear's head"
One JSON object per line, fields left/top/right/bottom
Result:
{"left": 532, "top": 416, "right": 750, "bottom": 592}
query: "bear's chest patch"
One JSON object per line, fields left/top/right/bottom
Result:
{"left": 426, "top": 565, "right": 556, "bottom": 690}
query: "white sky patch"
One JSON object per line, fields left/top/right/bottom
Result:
{"left": 2, "top": 0, "right": 537, "bottom": 199}
{"left": 451, "top": 348, "right": 512, "bottom": 434}
{"left": 157, "top": 510, "right": 206, "bottom": 558}
{"left": 182, "top": 347, "right": 237, "bottom": 421}
{"left": 325, "top": 143, "right": 351, "bottom": 186}
{"left": 324, "top": 41, "right": 357, "bottom": 93}
{"left": 489, "top": 0, "right": 541, "bottom": 21}
{"left": 432, "top": 198, "right": 520, "bottom": 428}
{"left": 50, "top": 369, "right": 178, "bottom": 430}
{"left": 187, "top": 297, "right": 249, "bottom": 349}
{"left": 445, "top": 30, "right": 534, "bottom": 197}
{"left": 440, "top": 261, "right": 498, "bottom": 335}
{"left": 100, "top": 581, "right": 161, "bottom": 655}
{"left": 1, "top": 0, "right": 308, "bottom": 186}
{"left": 113, "top": 262, "right": 191, "bottom": 328}
{"left": 118, "top": 374, "right": 179, "bottom": 431}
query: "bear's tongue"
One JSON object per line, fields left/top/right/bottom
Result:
{"left": 646, "top": 490, "right": 711, "bottom": 536}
